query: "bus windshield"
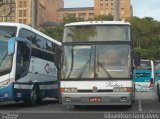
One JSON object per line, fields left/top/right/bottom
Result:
{"left": 62, "top": 44, "right": 131, "bottom": 79}
{"left": 63, "top": 25, "right": 130, "bottom": 42}
{"left": 139, "top": 60, "right": 151, "bottom": 70}
{"left": 0, "top": 26, "right": 16, "bottom": 75}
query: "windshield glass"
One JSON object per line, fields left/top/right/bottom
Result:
{"left": 154, "top": 61, "right": 160, "bottom": 69}
{"left": 63, "top": 25, "right": 130, "bottom": 42}
{"left": 138, "top": 60, "right": 151, "bottom": 70}
{"left": 0, "top": 26, "right": 16, "bottom": 75}
{"left": 62, "top": 44, "right": 131, "bottom": 79}
{"left": 96, "top": 45, "right": 130, "bottom": 78}
{"left": 62, "top": 45, "right": 95, "bottom": 78}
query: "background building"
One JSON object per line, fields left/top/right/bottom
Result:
{"left": 16, "top": 0, "right": 32, "bottom": 24}
{"left": 0, "top": 0, "right": 64, "bottom": 27}
{"left": 44, "top": 0, "right": 64, "bottom": 23}
{"left": 0, "top": 0, "right": 131, "bottom": 26}
{"left": 59, "top": 0, "right": 132, "bottom": 22}
{"left": 0, "top": 0, "right": 16, "bottom": 22}
{"left": 58, "top": 7, "right": 94, "bottom": 22}
{"left": 94, "top": 0, "right": 131, "bottom": 19}
{"left": 15, "top": 0, "right": 64, "bottom": 28}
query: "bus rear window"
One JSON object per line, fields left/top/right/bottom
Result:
{"left": 138, "top": 61, "right": 151, "bottom": 70}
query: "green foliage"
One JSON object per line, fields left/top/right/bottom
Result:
{"left": 134, "top": 48, "right": 156, "bottom": 60}
{"left": 92, "top": 15, "right": 113, "bottom": 21}
{"left": 62, "top": 14, "right": 84, "bottom": 24}
{"left": 128, "top": 17, "right": 160, "bottom": 60}
{"left": 42, "top": 24, "right": 64, "bottom": 42}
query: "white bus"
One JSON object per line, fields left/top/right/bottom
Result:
{"left": 0, "top": 23, "right": 61, "bottom": 106}
{"left": 154, "top": 60, "right": 160, "bottom": 101}
{"left": 134, "top": 59, "right": 155, "bottom": 92}
{"left": 60, "top": 21, "right": 135, "bottom": 108}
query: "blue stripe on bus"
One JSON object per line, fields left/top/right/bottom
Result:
{"left": 0, "top": 83, "right": 14, "bottom": 102}
{"left": 0, "top": 82, "right": 59, "bottom": 102}
{"left": 134, "top": 69, "right": 151, "bottom": 82}
{"left": 14, "top": 80, "right": 58, "bottom": 85}
{"left": 155, "top": 69, "right": 160, "bottom": 81}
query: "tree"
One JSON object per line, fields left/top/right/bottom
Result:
{"left": 63, "top": 14, "right": 84, "bottom": 24}
{"left": 92, "top": 15, "right": 113, "bottom": 21}
{"left": 128, "top": 17, "right": 160, "bottom": 60}
{"left": 42, "top": 24, "right": 64, "bottom": 42}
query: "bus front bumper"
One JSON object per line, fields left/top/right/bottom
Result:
{"left": 0, "top": 83, "right": 14, "bottom": 102}
{"left": 61, "top": 92, "right": 134, "bottom": 106}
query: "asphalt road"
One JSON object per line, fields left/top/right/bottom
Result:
{"left": 0, "top": 92, "right": 160, "bottom": 119}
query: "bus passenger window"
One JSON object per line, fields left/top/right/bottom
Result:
{"left": 19, "top": 28, "right": 35, "bottom": 42}
{"left": 45, "top": 40, "right": 55, "bottom": 53}
{"left": 36, "top": 35, "right": 44, "bottom": 49}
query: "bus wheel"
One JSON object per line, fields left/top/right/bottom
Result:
{"left": 30, "top": 85, "right": 39, "bottom": 105}
{"left": 157, "top": 85, "right": 160, "bottom": 102}
{"left": 23, "top": 85, "right": 39, "bottom": 106}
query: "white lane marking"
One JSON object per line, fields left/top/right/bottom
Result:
{"left": 139, "top": 99, "right": 142, "bottom": 112}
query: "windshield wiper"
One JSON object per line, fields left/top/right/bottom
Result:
{"left": 98, "top": 62, "right": 112, "bottom": 78}
{"left": 78, "top": 59, "right": 90, "bottom": 78}
{"left": 78, "top": 47, "right": 92, "bottom": 78}
{"left": 0, "top": 52, "right": 8, "bottom": 67}
{"left": 67, "top": 46, "right": 74, "bottom": 78}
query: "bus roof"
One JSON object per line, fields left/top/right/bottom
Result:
{"left": 0, "top": 22, "right": 61, "bottom": 46}
{"left": 65, "top": 21, "right": 131, "bottom": 27}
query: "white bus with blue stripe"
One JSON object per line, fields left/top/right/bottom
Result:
{"left": 0, "top": 23, "right": 61, "bottom": 106}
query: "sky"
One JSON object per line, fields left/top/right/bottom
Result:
{"left": 63, "top": 0, "right": 160, "bottom": 21}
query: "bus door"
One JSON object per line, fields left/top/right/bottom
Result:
{"left": 15, "top": 40, "right": 31, "bottom": 80}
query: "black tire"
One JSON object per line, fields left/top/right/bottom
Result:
{"left": 23, "top": 84, "right": 40, "bottom": 106}
{"left": 157, "top": 85, "right": 160, "bottom": 102}
{"left": 127, "top": 103, "right": 133, "bottom": 108}
{"left": 37, "top": 98, "right": 42, "bottom": 105}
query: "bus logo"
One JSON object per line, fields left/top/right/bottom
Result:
{"left": 44, "top": 63, "right": 50, "bottom": 74}
{"left": 92, "top": 86, "right": 98, "bottom": 92}
{"left": 44, "top": 63, "right": 56, "bottom": 74}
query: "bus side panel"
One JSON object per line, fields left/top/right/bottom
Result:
{"left": 14, "top": 56, "right": 59, "bottom": 100}
{"left": 134, "top": 69, "right": 153, "bottom": 92}
{"left": 13, "top": 81, "right": 59, "bottom": 101}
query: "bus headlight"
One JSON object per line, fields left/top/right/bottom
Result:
{"left": 0, "top": 79, "right": 11, "bottom": 87}
{"left": 61, "top": 88, "right": 78, "bottom": 93}
{"left": 113, "top": 87, "right": 132, "bottom": 92}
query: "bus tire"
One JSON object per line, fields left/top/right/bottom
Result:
{"left": 157, "top": 85, "right": 160, "bottom": 102}
{"left": 23, "top": 84, "right": 39, "bottom": 106}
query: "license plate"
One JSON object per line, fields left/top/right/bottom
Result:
{"left": 89, "top": 97, "right": 101, "bottom": 102}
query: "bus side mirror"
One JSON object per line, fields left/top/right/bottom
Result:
{"left": 8, "top": 37, "right": 16, "bottom": 56}
{"left": 134, "top": 53, "right": 141, "bottom": 66}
